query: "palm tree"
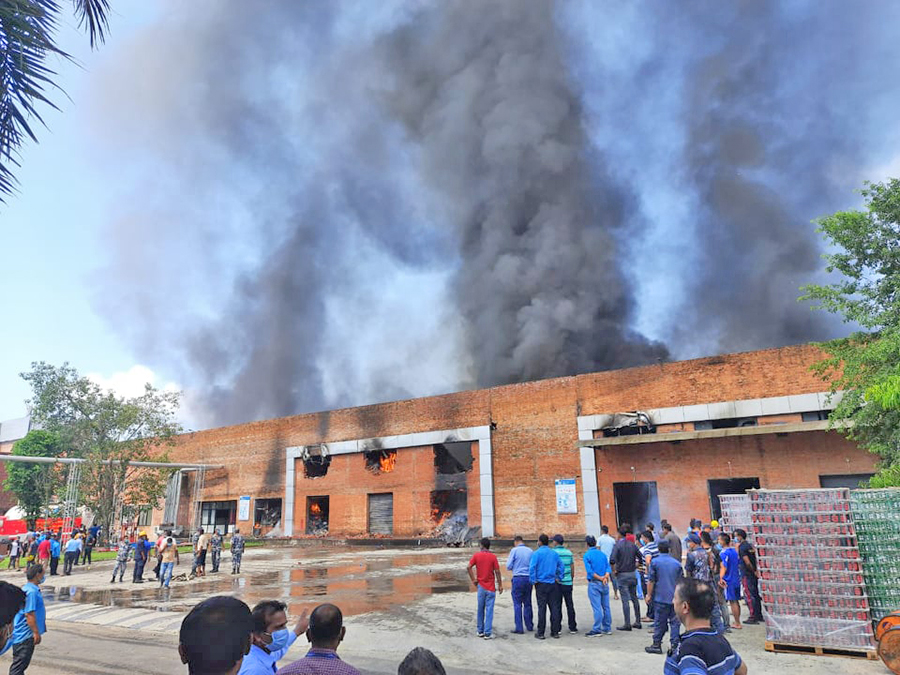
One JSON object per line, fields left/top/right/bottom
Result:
{"left": 0, "top": 0, "right": 109, "bottom": 201}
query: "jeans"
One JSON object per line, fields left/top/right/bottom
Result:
{"left": 49, "top": 556, "right": 59, "bottom": 575}
{"left": 133, "top": 557, "right": 146, "bottom": 581}
{"left": 63, "top": 551, "right": 77, "bottom": 575}
{"left": 476, "top": 586, "right": 496, "bottom": 636}
{"left": 718, "top": 586, "right": 731, "bottom": 628}
{"left": 10, "top": 638, "right": 35, "bottom": 675}
{"left": 617, "top": 573, "right": 640, "bottom": 626}
{"left": 587, "top": 580, "right": 612, "bottom": 633}
{"left": 160, "top": 561, "right": 175, "bottom": 587}
{"left": 742, "top": 574, "right": 762, "bottom": 620}
{"left": 652, "top": 601, "right": 681, "bottom": 648}
{"left": 534, "top": 581, "right": 562, "bottom": 637}
{"left": 511, "top": 576, "right": 534, "bottom": 632}
{"left": 112, "top": 560, "right": 128, "bottom": 581}
{"left": 711, "top": 592, "right": 726, "bottom": 633}
{"left": 558, "top": 583, "right": 577, "bottom": 631}
{"left": 82, "top": 546, "right": 93, "bottom": 565}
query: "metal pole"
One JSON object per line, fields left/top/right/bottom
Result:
{"left": 0, "top": 455, "right": 222, "bottom": 469}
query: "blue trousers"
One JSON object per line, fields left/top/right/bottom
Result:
{"left": 511, "top": 576, "right": 534, "bottom": 632}
{"left": 587, "top": 581, "right": 612, "bottom": 633}
{"left": 652, "top": 601, "right": 681, "bottom": 648}
{"left": 711, "top": 593, "right": 726, "bottom": 634}
{"left": 476, "top": 586, "right": 496, "bottom": 636}
{"left": 160, "top": 561, "right": 175, "bottom": 587}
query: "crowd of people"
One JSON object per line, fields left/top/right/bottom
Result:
{"left": 3, "top": 525, "right": 99, "bottom": 576}
{"left": 0, "top": 518, "right": 759, "bottom": 675}
{"left": 467, "top": 519, "right": 757, "bottom": 673}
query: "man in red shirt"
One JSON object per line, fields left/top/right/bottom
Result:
{"left": 37, "top": 537, "right": 52, "bottom": 570}
{"left": 467, "top": 537, "right": 503, "bottom": 640}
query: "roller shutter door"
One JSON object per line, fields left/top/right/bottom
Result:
{"left": 367, "top": 493, "right": 393, "bottom": 535}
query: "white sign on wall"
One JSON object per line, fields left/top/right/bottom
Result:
{"left": 555, "top": 479, "right": 577, "bottom": 514}
{"left": 238, "top": 495, "right": 251, "bottom": 521}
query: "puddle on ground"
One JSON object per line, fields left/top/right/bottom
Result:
{"left": 43, "top": 548, "right": 473, "bottom": 618}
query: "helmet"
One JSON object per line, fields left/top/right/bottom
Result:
{"left": 710, "top": 519, "right": 719, "bottom": 528}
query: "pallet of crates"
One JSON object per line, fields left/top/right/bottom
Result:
{"left": 719, "top": 493, "right": 753, "bottom": 536}
{"left": 751, "top": 488, "right": 877, "bottom": 660}
{"left": 849, "top": 488, "right": 900, "bottom": 673}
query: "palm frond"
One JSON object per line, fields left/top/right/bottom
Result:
{"left": 72, "top": 0, "right": 108, "bottom": 47}
{"left": 0, "top": 0, "right": 68, "bottom": 200}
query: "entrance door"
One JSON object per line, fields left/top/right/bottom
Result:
{"left": 708, "top": 478, "right": 760, "bottom": 521}
{"left": 367, "top": 493, "right": 394, "bottom": 535}
{"left": 613, "top": 482, "right": 660, "bottom": 532}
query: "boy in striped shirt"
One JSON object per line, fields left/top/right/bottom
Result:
{"left": 665, "top": 578, "right": 747, "bottom": 675}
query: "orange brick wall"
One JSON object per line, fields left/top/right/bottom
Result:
{"left": 290, "top": 442, "right": 481, "bottom": 537}
{"left": 593, "top": 430, "right": 877, "bottom": 531}
{"left": 158, "top": 344, "right": 870, "bottom": 538}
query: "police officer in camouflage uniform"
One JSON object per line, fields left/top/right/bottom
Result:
{"left": 230, "top": 527, "right": 245, "bottom": 575}
{"left": 110, "top": 536, "right": 132, "bottom": 583}
{"left": 210, "top": 530, "right": 223, "bottom": 573}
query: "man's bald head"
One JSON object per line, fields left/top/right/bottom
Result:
{"left": 307, "top": 603, "right": 345, "bottom": 649}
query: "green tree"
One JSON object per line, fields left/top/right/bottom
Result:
{"left": 21, "top": 361, "right": 182, "bottom": 542}
{"left": 0, "top": 0, "right": 109, "bottom": 200}
{"left": 3, "top": 429, "right": 64, "bottom": 529}
{"left": 801, "top": 178, "right": 900, "bottom": 486}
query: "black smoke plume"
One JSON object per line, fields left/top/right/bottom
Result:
{"left": 90, "top": 0, "right": 900, "bottom": 427}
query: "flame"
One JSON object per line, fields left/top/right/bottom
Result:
{"left": 378, "top": 451, "right": 397, "bottom": 473}
{"left": 309, "top": 502, "right": 323, "bottom": 516}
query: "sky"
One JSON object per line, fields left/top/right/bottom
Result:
{"left": 2, "top": 1, "right": 899, "bottom": 430}
{"left": 0, "top": 5, "right": 170, "bottom": 423}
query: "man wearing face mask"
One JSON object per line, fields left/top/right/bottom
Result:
{"left": 0, "top": 581, "right": 27, "bottom": 658}
{"left": 238, "top": 601, "right": 310, "bottom": 675}
{"left": 8, "top": 564, "right": 47, "bottom": 675}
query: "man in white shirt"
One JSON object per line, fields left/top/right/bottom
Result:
{"left": 597, "top": 526, "right": 618, "bottom": 600}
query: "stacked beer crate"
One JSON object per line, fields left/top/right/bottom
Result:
{"left": 719, "top": 493, "right": 753, "bottom": 535}
{"left": 751, "top": 488, "right": 875, "bottom": 652}
{"left": 850, "top": 488, "right": 900, "bottom": 622}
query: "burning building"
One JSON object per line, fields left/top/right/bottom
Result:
{"left": 149, "top": 345, "right": 879, "bottom": 539}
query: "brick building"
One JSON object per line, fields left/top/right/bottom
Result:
{"left": 155, "top": 344, "right": 877, "bottom": 539}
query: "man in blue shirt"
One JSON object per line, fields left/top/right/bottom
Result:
{"left": 583, "top": 535, "right": 612, "bottom": 636}
{"left": 645, "top": 540, "right": 684, "bottom": 654}
{"left": 719, "top": 533, "right": 742, "bottom": 630}
{"left": 10, "top": 564, "right": 47, "bottom": 675}
{"left": 49, "top": 534, "right": 61, "bottom": 576}
{"left": 665, "top": 578, "right": 747, "bottom": 675}
{"left": 505, "top": 535, "right": 534, "bottom": 634}
{"left": 63, "top": 535, "right": 82, "bottom": 575}
{"left": 238, "top": 600, "right": 308, "bottom": 675}
{"left": 528, "top": 533, "right": 564, "bottom": 640}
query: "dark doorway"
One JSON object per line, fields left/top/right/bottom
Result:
{"left": 820, "top": 473, "right": 874, "bottom": 489}
{"left": 613, "top": 482, "right": 660, "bottom": 532}
{"left": 367, "top": 493, "right": 394, "bottom": 535}
{"left": 306, "top": 496, "right": 329, "bottom": 535}
{"left": 708, "top": 478, "right": 760, "bottom": 521}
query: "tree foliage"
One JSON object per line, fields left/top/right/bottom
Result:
{"left": 3, "top": 429, "right": 64, "bottom": 529}
{"left": 0, "top": 0, "right": 109, "bottom": 200}
{"left": 801, "top": 178, "right": 900, "bottom": 486}
{"left": 20, "top": 361, "right": 182, "bottom": 541}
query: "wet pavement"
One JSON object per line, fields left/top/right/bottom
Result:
{"left": 41, "top": 546, "right": 473, "bottom": 618}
